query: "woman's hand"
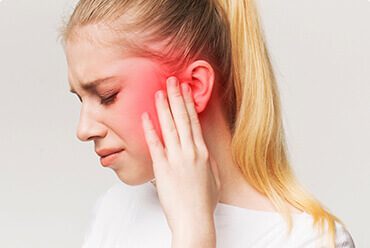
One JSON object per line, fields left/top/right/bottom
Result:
{"left": 141, "top": 76, "right": 221, "bottom": 242}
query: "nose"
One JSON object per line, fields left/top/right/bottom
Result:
{"left": 76, "top": 104, "right": 107, "bottom": 142}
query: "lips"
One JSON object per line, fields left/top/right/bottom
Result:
{"left": 99, "top": 149, "right": 124, "bottom": 167}
{"left": 96, "top": 148, "right": 125, "bottom": 158}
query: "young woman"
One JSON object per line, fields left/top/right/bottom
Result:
{"left": 59, "top": 0, "right": 355, "bottom": 247}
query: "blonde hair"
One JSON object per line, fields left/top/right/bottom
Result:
{"left": 58, "top": 0, "right": 345, "bottom": 246}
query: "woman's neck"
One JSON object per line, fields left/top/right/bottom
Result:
{"left": 199, "top": 97, "right": 281, "bottom": 212}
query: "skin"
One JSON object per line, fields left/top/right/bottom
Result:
{"left": 65, "top": 24, "right": 302, "bottom": 244}
{"left": 142, "top": 76, "right": 219, "bottom": 247}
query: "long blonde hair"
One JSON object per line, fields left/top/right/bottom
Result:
{"left": 58, "top": 0, "right": 344, "bottom": 246}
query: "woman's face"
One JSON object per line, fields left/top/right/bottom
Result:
{"left": 65, "top": 28, "right": 170, "bottom": 185}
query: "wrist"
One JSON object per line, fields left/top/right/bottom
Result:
{"left": 171, "top": 232, "right": 216, "bottom": 248}
{"left": 171, "top": 220, "right": 216, "bottom": 248}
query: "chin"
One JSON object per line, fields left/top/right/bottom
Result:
{"left": 115, "top": 168, "right": 153, "bottom": 186}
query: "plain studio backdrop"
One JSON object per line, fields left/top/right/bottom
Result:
{"left": 0, "top": 0, "right": 369, "bottom": 247}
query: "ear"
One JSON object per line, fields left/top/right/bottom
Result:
{"left": 180, "top": 60, "right": 215, "bottom": 113}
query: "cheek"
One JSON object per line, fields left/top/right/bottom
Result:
{"left": 116, "top": 81, "right": 165, "bottom": 149}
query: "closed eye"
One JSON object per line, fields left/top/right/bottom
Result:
{"left": 70, "top": 91, "right": 118, "bottom": 105}
{"left": 100, "top": 92, "right": 118, "bottom": 105}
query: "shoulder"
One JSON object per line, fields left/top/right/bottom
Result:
{"left": 91, "top": 181, "right": 149, "bottom": 213}
{"left": 83, "top": 182, "right": 136, "bottom": 226}
{"left": 81, "top": 182, "right": 156, "bottom": 248}
{"left": 287, "top": 215, "right": 355, "bottom": 248}
{"left": 88, "top": 181, "right": 158, "bottom": 218}
{"left": 334, "top": 221, "right": 356, "bottom": 248}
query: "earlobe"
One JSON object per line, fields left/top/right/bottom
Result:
{"left": 183, "top": 60, "right": 215, "bottom": 113}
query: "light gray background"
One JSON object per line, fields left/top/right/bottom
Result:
{"left": 0, "top": 0, "right": 368, "bottom": 247}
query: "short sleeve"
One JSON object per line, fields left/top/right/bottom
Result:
{"left": 334, "top": 222, "right": 356, "bottom": 248}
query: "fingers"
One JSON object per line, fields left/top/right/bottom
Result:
{"left": 155, "top": 86, "right": 181, "bottom": 155}
{"left": 145, "top": 75, "right": 208, "bottom": 164}
{"left": 166, "top": 77, "right": 195, "bottom": 153}
{"left": 179, "top": 80, "right": 207, "bottom": 152}
{"left": 141, "top": 112, "right": 166, "bottom": 167}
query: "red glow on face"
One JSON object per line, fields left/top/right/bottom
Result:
{"left": 121, "top": 63, "right": 167, "bottom": 148}
{"left": 66, "top": 29, "right": 178, "bottom": 183}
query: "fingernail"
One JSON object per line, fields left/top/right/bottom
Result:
{"left": 142, "top": 112, "right": 149, "bottom": 121}
{"left": 168, "top": 77, "right": 178, "bottom": 87}
{"left": 156, "top": 90, "right": 163, "bottom": 100}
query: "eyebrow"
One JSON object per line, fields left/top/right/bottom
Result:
{"left": 69, "top": 76, "right": 117, "bottom": 94}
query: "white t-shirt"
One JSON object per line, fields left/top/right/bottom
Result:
{"left": 81, "top": 181, "right": 355, "bottom": 248}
